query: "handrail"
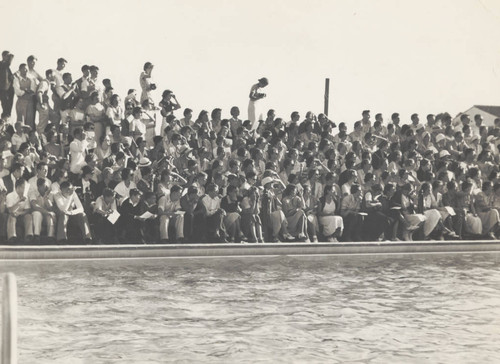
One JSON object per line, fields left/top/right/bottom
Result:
{"left": 1, "top": 273, "right": 17, "bottom": 364}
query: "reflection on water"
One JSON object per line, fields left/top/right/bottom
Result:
{"left": 1, "top": 253, "right": 500, "bottom": 363}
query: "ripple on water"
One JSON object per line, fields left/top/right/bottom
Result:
{"left": 1, "top": 253, "right": 500, "bottom": 363}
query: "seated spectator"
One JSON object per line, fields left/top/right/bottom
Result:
{"left": 117, "top": 188, "right": 147, "bottom": 243}
{"left": 474, "top": 181, "right": 500, "bottom": 239}
{"left": 92, "top": 188, "right": 118, "bottom": 243}
{"left": 240, "top": 186, "right": 263, "bottom": 243}
{"left": 114, "top": 168, "right": 136, "bottom": 205}
{"left": 194, "top": 183, "right": 227, "bottom": 243}
{"left": 340, "top": 184, "right": 365, "bottom": 241}
{"left": 158, "top": 184, "right": 184, "bottom": 243}
{"left": 281, "top": 184, "right": 308, "bottom": 241}
{"left": 391, "top": 183, "right": 426, "bottom": 241}
{"left": 75, "top": 165, "right": 98, "bottom": 214}
{"left": 220, "top": 185, "right": 244, "bottom": 243}
{"left": 417, "top": 182, "right": 452, "bottom": 239}
{"left": 362, "top": 183, "right": 393, "bottom": 241}
{"left": 261, "top": 176, "right": 291, "bottom": 242}
{"left": 6, "top": 178, "right": 33, "bottom": 243}
{"left": 54, "top": 181, "right": 92, "bottom": 244}
{"left": 317, "top": 185, "right": 343, "bottom": 242}
{"left": 29, "top": 177, "right": 56, "bottom": 243}
{"left": 138, "top": 191, "right": 159, "bottom": 243}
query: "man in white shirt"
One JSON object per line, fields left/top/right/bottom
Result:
{"left": 54, "top": 181, "right": 92, "bottom": 243}
{"left": 198, "top": 183, "right": 226, "bottom": 242}
{"left": 26, "top": 55, "right": 43, "bottom": 92}
{"left": 28, "top": 162, "right": 51, "bottom": 195}
{"left": 13, "top": 63, "right": 34, "bottom": 125}
{"left": 25, "top": 55, "right": 43, "bottom": 127}
{"left": 36, "top": 69, "right": 55, "bottom": 134}
{"left": 51, "top": 57, "right": 67, "bottom": 124}
{"left": 81, "top": 65, "right": 102, "bottom": 109}
{"left": 53, "top": 57, "right": 67, "bottom": 87}
{"left": 56, "top": 72, "right": 78, "bottom": 124}
{"left": 69, "top": 127, "right": 88, "bottom": 177}
{"left": 139, "top": 62, "right": 155, "bottom": 104}
{"left": 29, "top": 177, "right": 56, "bottom": 243}
{"left": 6, "top": 178, "right": 33, "bottom": 243}
{"left": 158, "top": 184, "right": 184, "bottom": 243}
{"left": 114, "top": 168, "right": 137, "bottom": 205}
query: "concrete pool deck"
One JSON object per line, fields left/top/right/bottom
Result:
{"left": 1, "top": 240, "right": 500, "bottom": 260}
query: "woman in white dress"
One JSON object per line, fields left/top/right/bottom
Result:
{"left": 317, "top": 185, "right": 344, "bottom": 241}
{"left": 248, "top": 77, "right": 268, "bottom": 129}
{"left": 418, "top": 182, "right": 455, "bottom": 238}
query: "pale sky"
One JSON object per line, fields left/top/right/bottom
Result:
{"left": 2, "top": 0, "right": 500, "bottom": 128}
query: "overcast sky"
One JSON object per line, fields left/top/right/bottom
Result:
{"left": 2, "top": 0, "right": 499, "bottom": 128}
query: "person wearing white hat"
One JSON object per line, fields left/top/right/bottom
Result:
{"left": 438, "top": 150, "right": 451, "bottom": 159}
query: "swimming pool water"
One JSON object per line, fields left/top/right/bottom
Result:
{"left": 1, "top": 254, "right": 500, "bottom": 363}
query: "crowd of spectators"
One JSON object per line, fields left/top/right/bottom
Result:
{"left": 1, "top": 50, "right": 500, "bottom": 244}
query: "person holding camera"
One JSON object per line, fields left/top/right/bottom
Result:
{"left": 248, "top": 77, "right": 268, "bottom": 129}
{"left": 140, "top": 62, "right": 156, "bottom": 104}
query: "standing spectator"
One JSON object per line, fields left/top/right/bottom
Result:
{"left": 0, "top": 51, "right": 14, "bottom": 120}
{"left": 52, "top": 57, "right": 67, "bottom": 87}
{"left": 13, "top": 63, "right": 34, "bottom": 124}
{"left": 55, "top": 72, "right": 78, "bottom": 125}
{"left": 81, "top": 65, "right": 102, "bottom": 110}
{"left": 36, "top": 69, "right": 55, "bottom": 134}
{"left": 248, "top": 77, "right": 268, "bottom": 129}
{"left": 26, "top": 55, "right": 43, "bottom": 126}
{"left": 140, "top": 62, "right": 155, "bottom": 104}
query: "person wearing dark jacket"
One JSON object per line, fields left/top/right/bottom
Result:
{"left": 117, "top": 188, "right": 146, "bottom": 243}
{"left": 0, "top": 51, "right": 14, "bottom": 120}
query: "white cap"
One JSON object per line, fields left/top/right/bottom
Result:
{"left": 435, "top": 134, "right": 446, "bottom": 143}
{"left": 439, "top": 150, "right": 451, "bottom": 158}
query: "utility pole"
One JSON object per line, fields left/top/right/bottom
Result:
{"left": 324, "top": 78, "right": 330, "bottom": 116}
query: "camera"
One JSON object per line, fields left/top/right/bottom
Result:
{"left": 150, "top": 83, "right": 157, "bottom": 90}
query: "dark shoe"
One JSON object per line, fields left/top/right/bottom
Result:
{"left": 7, "top": 237, "right": 17, "bottom": 244}
{"left": 46, "top": 237, "right": 57, "bottom": 245}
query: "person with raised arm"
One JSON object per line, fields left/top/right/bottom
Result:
{"left": 248, "top": 77, "right": 268, "bottom": 129}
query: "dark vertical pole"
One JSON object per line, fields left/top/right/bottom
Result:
{"left": 324, "top": 78, "right": 330, "bottom": 116}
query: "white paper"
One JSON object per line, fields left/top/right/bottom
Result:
{"left": 107, "top": 210, "right": 120, "bottom": 224}
{"left": 139, "top": 211, "right": 156, "bottom": 219}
